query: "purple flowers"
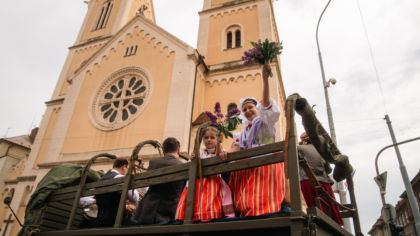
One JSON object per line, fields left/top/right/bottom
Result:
{"left": 205, "top": 111, "right": 218, "bottom": 124}
{"left": 226, "top": 107, "right": 240, "bottom": 118}
{"left": 242, "top": 39, "right": 283, "bottom": 66}
{"left": 204, "top": 102, "right": 242, "bottom": 138}
{"left": 214, "top": 102, "right": 223, "bottom": 118}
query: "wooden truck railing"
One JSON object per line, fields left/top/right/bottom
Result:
{"left": 21, "top": 94, "right": 361, "bottom": 236}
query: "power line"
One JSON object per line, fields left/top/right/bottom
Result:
{"left": 335, "top": 117, "right": 382, "bottom": 123}
{"left": 354, "top": 0, "right": 388, "bottom": 114}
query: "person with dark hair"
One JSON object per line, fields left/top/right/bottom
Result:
{"left": 298, "top": 132, "right": 343, "bottom": 225}
{"left": 162, "top": 137, "right": 180, "bottom": 154}
{"left": 135, "top": 137, "right": 185, "bottom": 224}
{"left": 113, "top": 158, "right": 129, "bottom": 168}
{"left": 95, "top": 158, "right": 139, "bottom": 227}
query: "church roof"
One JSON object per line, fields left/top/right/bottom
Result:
{"left": 1, "top": 135, "right": 32, "bottom": 149}
{"left": 68, "top": 13, "right": 195, "bottom": 82}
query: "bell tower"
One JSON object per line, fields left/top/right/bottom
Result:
{"left": 197, "top": 0, "right": 280, "bottom": 65}
{"left": 75, "top": 0, "right": 155, "bottom": 44}
{"left": 52, "top": 0, "right": 155, "bottom": 97}
{"left": 193, "top": 0, "right": 286, "bottom": 142}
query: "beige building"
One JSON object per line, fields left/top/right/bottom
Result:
{"left": 0, "top": 129, "right": 36, "bottom": 235}
{"left": 369, "top": 170, "right": 420, "bottom": 236}
{"left": 0, "top": 0, "right": 286, "bottom": 235}
{"left": 394, "top": 171, "right": 420, "bottom": 236}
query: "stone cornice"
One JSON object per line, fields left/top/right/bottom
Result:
{"left": 36, "top": 153, "right": 164, "bottom": 169}
{"left": 68, "top": 35, "right": 113, "bottom": 50}
{"left": 205, "top": 61, "right": 279, "bottom": 87}
{"left": 4, "top": 175, "right": 36, "bottom": 185}
{"left": 45, "top": 98, "right": 65, "bottom": 106}
{"left": 208, "top": 60, "right": 245, "bottom": 73}
{"left": 37, "top": 158, "right": 117, "bottom": 169}
{"left": 4, "top": 179, "right": 18, "bottom": 185}
{"left": 17, "top": 175, "right": 37, "bottom": 182}
{"left": 199, "top": 0, "right": 259, "bottom": 16}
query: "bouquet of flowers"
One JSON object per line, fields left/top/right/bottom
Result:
{"left": 242, "top": 38, "right": 283, "bottom": 66}
{"left": 205, "top": 102, "right": 242, "bottom": 138}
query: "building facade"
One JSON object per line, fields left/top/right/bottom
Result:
{"left": 0, "top": 1, "right": 286, "bottom": 235}
{"left": 0, "top": 129, "right": 36, "bottom": 235}
{"left": 369, "top": 170, "right": 420, "bottom": 236}
{"left": 394, "top": 171, "right": 420, "bottom": 236}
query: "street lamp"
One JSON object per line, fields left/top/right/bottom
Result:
{"left": 315, "top": 0, "right": 351, "bottom": 231}
{"left": 316, "top": 0, "right": 336, "bottom": 143}
{"left": 375, "top": 135, "right": 420, "bottom": 236}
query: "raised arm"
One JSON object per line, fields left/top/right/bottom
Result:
{"left": 262, "top": 64, "right": 271, "bottom": 107}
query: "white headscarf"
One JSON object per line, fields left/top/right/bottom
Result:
{"left": 239, "top": 96, "right": 259, "bottom": 126}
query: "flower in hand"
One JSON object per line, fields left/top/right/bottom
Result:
{"left": 205, "top": 102, "right": 242, "bottom": 139}
{"left": 242, "top": 38, "right": 283, "bottom": 72}
{"left": 262, "top": 64, "right": 272, "bottom": 79}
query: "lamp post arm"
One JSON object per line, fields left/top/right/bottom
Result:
{"left": 315, "top": 0, "right": 337, "bottom": 144}
{"left": 375, "top": 136, "right": 420, "bottom": 177}
{"left": 316, "top": 0, "right": 332, "bottom": 54}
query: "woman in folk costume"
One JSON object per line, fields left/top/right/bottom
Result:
{"left": 229, "top": 64, "right": 286, "bottom": 217}
{"left": 175, "top": 125, "right": 235, "bottom": 222}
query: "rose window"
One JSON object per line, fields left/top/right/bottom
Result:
{"left": 89, "top": 67, "right": 152, "bottom": 131}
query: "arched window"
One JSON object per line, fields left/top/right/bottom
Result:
{"left": 227, "top": 32, "right": 232, "bottom": 49}
{"left": 224, "top": 24, "right": 242, "bottom": 50}
{"left": 95, "top": 1, "right": 114, "bottom": 30}
{"left": 235, "top": 30, "right": 241, "bottom": 47}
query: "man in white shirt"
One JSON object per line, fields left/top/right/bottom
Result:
{"left": 95, "top": 158, "right": 139, "bottom": 226}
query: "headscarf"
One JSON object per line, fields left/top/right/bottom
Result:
{"left": 239, "top": 96, "right": 258, "bottom": 127}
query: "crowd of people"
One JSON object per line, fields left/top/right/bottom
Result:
{"left": 80, "top": 64, "right": 343, "bottom": 227}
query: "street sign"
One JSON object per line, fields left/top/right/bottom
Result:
{"left": 381, "top": 204, "right": 396, "bottom": 224}
{"left": 374, "top": 171, "right": 388, "bottom": 193}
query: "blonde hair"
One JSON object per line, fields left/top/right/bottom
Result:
{"left": 204, "top": 126, "right": 218, "bottom": 135}
{"left": 202, "top": 126, "right": 223, "bottom": 142}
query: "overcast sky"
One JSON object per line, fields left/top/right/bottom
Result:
{"left": 0, "top": 0, "right": 419, "bottom": 234}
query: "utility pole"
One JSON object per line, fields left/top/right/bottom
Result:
{"left": 315, "top": 0, "right": 351, "bottom": 231}
{"left": 384, "top": 114, "right": 420, "bottom": 235}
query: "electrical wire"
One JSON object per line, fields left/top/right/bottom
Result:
{"left": 354, "top": 0, "right": 389, "bottom": 114}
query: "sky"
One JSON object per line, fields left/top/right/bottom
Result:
{"left": 0, "top": 0, "right": 419, "bottom": 234}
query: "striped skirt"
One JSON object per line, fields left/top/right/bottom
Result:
{"left": 175, "top": 175, "right": 224, "bottom": 221}
{"left": 300, "top": 180, "right": 344, "bottom": 225}
{"left": 229, "top": 163, "right": 285, "bottom": 216}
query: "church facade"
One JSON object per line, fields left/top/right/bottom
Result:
{"left": 0, "top": 0, "right": 286, "bottom": 235}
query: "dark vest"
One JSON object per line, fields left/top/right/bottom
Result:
{"left": 94, "top": 170, "right": 120, "bottom": 227}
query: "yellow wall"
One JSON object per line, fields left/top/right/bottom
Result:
{"left": 60, "top": 45, "right": 103, "bottom": 96}
{"left": 60, "top": 0, "right": 156, "bottom": 96}
{"left": 204, "top": 74, "right": 262, "bottom": 113}
{"left": 206, "top": 6, "right": 259, "bottom": 65}
{"left": 61, "top": 29, "right": 176, "bottom": 154}
{"left": 211, "top": 0, "right": 236, "bottom": 7}
{"left": 9, "top": 186, "right": 30, "bottom": 236}
{"left": 79, "top": 0, "right": 154, "bottom": 44}
{"left": 80, "top": 0, "right": 123, "bottom": 42}
{"left": 33, "top": 108, "right": 61, "bottom": 168}
{"left": 0, "top": 189, "right": 9, "bottom": 230}
{"left": 7, "top": 157, "right": 25, "bottom": 181}
{"left": 129, "top": 0, "right": 155, "bottom": 23}
{"left": 192, "top": 70, "right": 206, "bottom": 122}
